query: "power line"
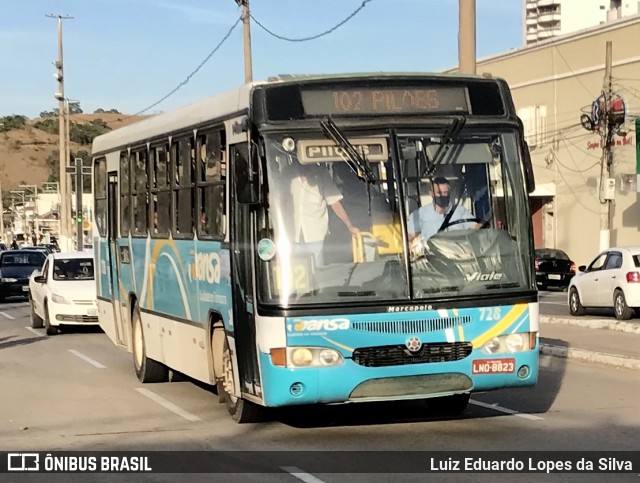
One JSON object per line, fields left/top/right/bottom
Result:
{"left": 249, "top": 0, "right": 373, "bottom": 42}
{"left": 132, "top": 17, "right": 242, "bottom": 116}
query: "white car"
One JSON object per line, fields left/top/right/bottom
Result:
{"left": 29, "top": 251, "right": 98, "bottom": 335}
{"left": 568, "top": 246, "right": 640, "bottom": 320}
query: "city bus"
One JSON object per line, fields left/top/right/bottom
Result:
{"left": 91, "top": 73, "right": 539, "bottom": 423}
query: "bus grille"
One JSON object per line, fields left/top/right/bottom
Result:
{"left": 351, "top": 316, "right": 471, "bottom": 334}
{"left": 352, "top": 342, "right": 472, "bottom": 367}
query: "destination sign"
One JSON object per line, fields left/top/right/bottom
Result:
{"left": 297, "top": 138, "right": 389, "bottom": 163}
{"left": 301, "top": 86, "right": 469, "bottom": 116}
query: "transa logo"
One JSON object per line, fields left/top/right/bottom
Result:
{"left": 188, "top": 250, "right": 221, "bottom": 284}
{"left": 290, "top": 318, "right": 351, "bottom": 332}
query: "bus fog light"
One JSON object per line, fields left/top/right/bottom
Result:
{"left": 282, "top": 137, "right": 296, "bottom": 152}
{"left": 483, "top": 338, "right": 501, "bottom": 354}
{"left": 506, "top": 334, "right": 525, "bottom": 352}
{"left": 291, "top": 348, "right": 313, "bottom": 367}
{"left": 518, "top": 365, "right": 530, "bottom": 379}
{"left": 318, "top": 349, "right": 342, "bottom": 366}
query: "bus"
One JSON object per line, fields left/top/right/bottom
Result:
{"left": 91, "top": 73, "right": 539, "bottom": 422}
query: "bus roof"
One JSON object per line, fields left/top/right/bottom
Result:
{"left": 91, "top": 72, "right": 507, "bottom": 155}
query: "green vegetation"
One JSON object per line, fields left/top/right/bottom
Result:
{"left": 33, "top": 118, "right": 59, "bottom": 135}
{"left": 0, "top": 115, "right": 28, "bottom": 132}
{"left": 69, "top": 119, "right": 111, "bottom": 145}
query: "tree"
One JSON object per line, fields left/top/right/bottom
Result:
{"left": 68, "top": 101, "right": 83, "bottom": 115}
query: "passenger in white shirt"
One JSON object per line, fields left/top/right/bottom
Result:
{"left": 289, "top": 163, "right": 358, "bottom": 266}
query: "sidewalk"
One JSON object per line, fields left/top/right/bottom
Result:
{"left": 539, "top": 315, "right": 640, "bottom": 371}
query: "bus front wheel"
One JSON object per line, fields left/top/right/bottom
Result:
{"left": 217, "top": 338, "right": 264, "bottom": 423}
{"left": 132, "top": 302, "right": 168, "bottom": 383}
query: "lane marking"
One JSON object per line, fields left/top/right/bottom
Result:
{"left": 470, "top": 399, "right": 543, "bottom": 420}
{"left": 539, "top": 301, "right": 568, "bottom": 307}
{"left": 281, "top": 467, "right": 326, "bottom": 483}
{"left": 0, "top": 311, "right": 16, "bottom": 320}
{"left": 25, "top": 326, "right": 44, "bottom": 337}
{"left": 68, "top": 349, "right": 107, "bottom": 369}
{"left": 135, "top": 388, "right": 202, "bottom": 422}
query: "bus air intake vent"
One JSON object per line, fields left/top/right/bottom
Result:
{"left": 351, "top": 316, "right": 471, "bottom": 334}
{"left": 352, "top": 342, "right": 472, "bottom": 367}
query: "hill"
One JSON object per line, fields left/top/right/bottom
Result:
{"left": 0, "top": 112, "right": 146, "bottom": 193}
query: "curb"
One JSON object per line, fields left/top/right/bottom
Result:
{"left": 540, "top": 343, "right": 640, "bottom": 371}
{"left": 540, "top": 315, "right": 640, "bottom": 335}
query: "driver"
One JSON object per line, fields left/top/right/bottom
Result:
{"left": 408, "top": 176, "right": 481, "bottom": 242}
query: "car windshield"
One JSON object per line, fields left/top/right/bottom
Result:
{"left": 257, "top": 128, "right": 533, "bottom": 306}
{"left": 1, "top": 252, "right": 45, "bottom": 266}
{"left": 536, "top": 249, "right": 569, "bottom": 260}
{"left": 52, "top": 258, "right": 95, "bottom": 281}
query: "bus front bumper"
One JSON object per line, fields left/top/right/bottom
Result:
{"left": 257, "top": 347, "right": 539, "bottom": 407}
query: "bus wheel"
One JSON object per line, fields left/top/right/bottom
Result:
{"left": 218, "top": 338, "right": 264, "bottom": 423}
{"left": 428, "top": 393, "right": 470, "bottom": 415}
{"left": 132, "top": 302, "right": 168, "bottom": 383}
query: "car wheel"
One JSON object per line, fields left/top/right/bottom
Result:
{"left": 132, "top": 301, "right": 168, "bottom": 383}
{"left": 569, "top": 288, "right": 586, "bottom": 316}
{"left": 217, "top": 337, "right": 266, "bottom": 423}
{"left": 43, "top": 302, "right": 59, "bottom": 336}
{"left": 614, "top": 289, "right": 634, "bottom": 321}
{"left": 30, "top": 296, "right": 43, "bottom": 329}
{"left": 428, "top": 393, "right": 470, "bottom": 415}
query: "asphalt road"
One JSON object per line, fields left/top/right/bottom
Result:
{"left": 0, "top": 299, "right": 639, "bottom": 482}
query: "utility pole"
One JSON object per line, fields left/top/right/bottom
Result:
{"left": 0, "top": 177, "right": 4, "bottom": 243}
{"left": 47, "top": 13, "right": 73, "bottom": 252}
{"left": 235, "top": 0, "right": 253, "bottom": 83}
{"left": 459, "top": 0, "right": 476, "bottom": 74}
{"left": 599, "top": 41, "right": 613, "bottom": 252}
{"left": 67, "top": 158, "right": 90, "bottom": 250}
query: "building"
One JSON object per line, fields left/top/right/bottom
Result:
{"left": 523, "top": 0, "right": 639, "bottom": 46}
{"left": 449, "top": 15, "right": 640, "bottom": 266}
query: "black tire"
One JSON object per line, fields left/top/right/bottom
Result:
{"left": 429, "top": 393, "right": 470, "bottom": 415}
{"left": 217, "top": 338, "right": 265, "bottom": 423}
{"left": 132, "top": 302, "right": 168, "bottom": 383}
{"left": 43, "top": 303, "right": 59, "bottom": 336}
{"left": 569, "top": 288, "right": 586, "bottom": 316}
{"left": 614, "top": 289, "right": 634, "bottom": 321}
{"left": 30, "top": 297, "right": 44, "bottom": 329}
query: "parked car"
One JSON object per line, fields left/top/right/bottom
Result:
{"left": 29, "top": 251, "right": 98, "bottom": 335}
{"left": 0, "top": 250, "right": 47, "bottom": 302}
{"left": 535, "top": 248, "right": 576, "bottom": 291}
{"left": 568, "top": 246, "right": 640, "bottom": 320}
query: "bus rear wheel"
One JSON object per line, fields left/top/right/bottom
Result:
{"left": 132, "top": 302, "right": 168, "bottom": 383}
{"left": 217, "top": 338, "right": 264, "bottom": 423}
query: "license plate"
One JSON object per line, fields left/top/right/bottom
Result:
{"left": 548, "top": 274, "right": 561, "bottom": 280}
{"left": 472, "top": 358, "right": 516, "bottom": 374}
{"left": 22, "top": 286, "right": 29, "bottom": 292}
{"left": 88, "top": 308, "right": 98, "bottom": 316}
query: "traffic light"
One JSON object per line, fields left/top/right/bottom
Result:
{"left": 76, "top": 215, "right": 83, "bottom": 223}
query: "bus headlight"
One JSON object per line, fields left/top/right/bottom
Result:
{"left": 270, "top": 347, "right": 345, "bottom": 368}
{"left": 481, "top": 333, "right": 533, "bottom": 354}
{"left": 291, "top": 348, "right": 313, "bottom": 367}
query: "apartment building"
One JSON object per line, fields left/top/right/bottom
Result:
{"left": 523, "top": 0, "right": 639, "bottom": 46}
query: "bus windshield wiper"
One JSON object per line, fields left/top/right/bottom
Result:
{"left": 320, "top": 117, "right": 377, "bottom": 183}
{"left": 421, "top": 116, "right": 466, "bottom": 178}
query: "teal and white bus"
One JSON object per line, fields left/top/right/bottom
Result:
{"left": 92, "top": 73, "right": 539, "bottom": 422}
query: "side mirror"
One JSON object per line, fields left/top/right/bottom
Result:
{"left": 522, "top": 141, "right": 536, "bottom": 194}
{"left": 578, "top": 265, "right": 587, "bottom": 272}
{"left": 34, "top": 275, "right": 46, "bottom": 284}
{"left": 234, "top": 143, "right": 261, "bottom": 205}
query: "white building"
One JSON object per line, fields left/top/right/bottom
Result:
{"left": 523, "top": 0, "right": 639, "bottom": 46}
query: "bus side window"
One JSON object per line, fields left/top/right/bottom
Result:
{"left": 172, "top": 136, "right": 195, "bottom": 237}
{"left": 197, "top": 128, "right": 226, "bottom": 238}
{"left": 132, "top": 149, "right": 148, "bottom": 236}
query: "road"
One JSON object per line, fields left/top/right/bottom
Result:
{"left": 0, "top": 299, "right": 639, "bottom": 482}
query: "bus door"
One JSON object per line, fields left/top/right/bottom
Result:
{"left": 107, "top": 172, "right": 127, "bottom": 346}
{"left": 229, "top": 142, "right": 262, "bottom": 398}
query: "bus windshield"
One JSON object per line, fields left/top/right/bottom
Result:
{"left": 258, "top": 128, "right": 533, "bottom": 307}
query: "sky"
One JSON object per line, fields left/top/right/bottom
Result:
{"left": 0, "top": 0, "right": 523, "bottom": 118}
